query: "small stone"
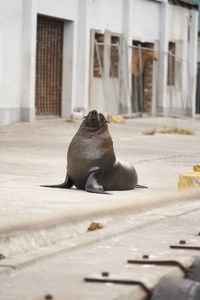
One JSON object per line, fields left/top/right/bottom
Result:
{"left": 88, "top": 222, "right": 104, "bottom": 231}
{"left": 102, "top": 271, "right": 109, "bottom": 277}
{"left": 0, "top": 254, "right": 6, "bottom": 260}
{"left": 44, "top": 294, "right": 53, "bottom": 300}
{"left": 179, "top": 240, "right": 186, "bottom": 244}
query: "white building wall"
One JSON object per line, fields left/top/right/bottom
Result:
{"left": 86, "top": 0, "right": 125, "bottom": 116}
{"left": 0, "top": 0, "right": 79, "bottom": 126}
{"left": 89, "top": 0, "right": 123, "bottom": 34}
{"left": 131, "top": 0, "right": 160, "bottom": 42}
{"left": 22, "top": 0, "right": 79, "bottom": 121}
{"left": 74, "top": 0, "right": 90, "bottom": 113}
{"left": 36, "top": 0, "right": 78, "bottom": 20}
{"left": 165, "top": 4, "right": 198, "bottom": 116}
{"left": 198, "top": 38, "right": 200, "bottom": 62}
{"left": 168, "top": 5, "right": 188, "bottom": 40}
{"left": 156, "top": 0, "right": 168, "bottom": 115}
{"left": 0, "top": 0, "right": 198, "bottom": 126}
{"left": 187, "top": 9, "right": 198, "bottom": 116}
{"left": 0, "top": 0, "right": 23, "bottom": 126}
{"left": 21, "top": 0, "right": 37, "bottom": 122}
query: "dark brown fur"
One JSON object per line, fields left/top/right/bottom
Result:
{"left": 67, "top": 110, "right": 138, "bottom": 191}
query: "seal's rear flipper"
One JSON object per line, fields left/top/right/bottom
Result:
{"left": 85, "top": 168, "right": 110, "bottom": 195}
{"left": 136, "top": 184, "right": 148, "bottom": 189}
{"left": 40, "top": 173, "right": 73, "bottom": 189}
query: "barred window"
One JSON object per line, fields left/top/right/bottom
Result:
{"left": 110, "top": 36, "right": 119, "bottom": 78}
{"left": 93, "top": 33, "right": 104, "bottom": 77}
{"left": 167, "top": 42, "right": 176, "bottom": 86}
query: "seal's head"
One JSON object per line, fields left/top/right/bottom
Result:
{"left": 83, "top": 110, "right": 109, "bottom": 129}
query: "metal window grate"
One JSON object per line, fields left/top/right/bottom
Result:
{"left": 93, "top": 33, "right": 104, "bottom": 78}
{"left": 35, "top": 16, "right": 63, "bottom": 116}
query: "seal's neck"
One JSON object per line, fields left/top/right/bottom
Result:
{"left": 81, "top": 119, "right": 108, "bottom": 132}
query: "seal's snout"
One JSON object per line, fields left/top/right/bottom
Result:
{"left": 91, "top": 110, "right": 98, "bottom": 115}
{"left": 84, "top": 110, "right": 107, "bottom": 128}
{"left": 91, "top": 110, "right": 98, "bottom": 117}
{"left": 91, "top": 110, "right": 98, "bottom": 121}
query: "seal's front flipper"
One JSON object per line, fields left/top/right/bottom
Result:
{"left": 41, "top": 173, "right": 73, "bottom": 189}
{"left": 85, "top": 168, "right": 110, "bottom": 195}
{"left": 136, "top": 184, "right": 148, "bottom": 189}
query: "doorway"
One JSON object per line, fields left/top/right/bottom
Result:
{"left": 131, "top": 41, "right": 158, "bottom": 113}
{"left": 35, "top": 15, "right": 63, "bottom": 116}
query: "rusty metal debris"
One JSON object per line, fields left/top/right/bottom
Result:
{"left": 84, "top": 272, "right": 152, "bottom": 298}
{"left": 170, "top": 244, "right": 200, "bottom": 251}
{"left": 127, "top": 258, "right": 187, "bottom": 274}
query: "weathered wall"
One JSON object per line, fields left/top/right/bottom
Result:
{"left": 0, "top": 0, "right": 198, "bottom": 126}
{"left": 131, "top": 0, "right": 160, "bottom": 42}
{"left": 22, "top": 0, "right": 79, "bottom": 121}
{"left": 0, "top": 0, "right": 23, "bottom": 126}
{"left": 0, "top": 0, "right": 79, "bottom": 126}
{"left": 89, "top": 0, "right": 123, "bottom": 34}
{"left": 36, "top": 0, "right": 78, "bottom": 20}
{"left": 164, "top": 4, "right": 198, "bottom": 116}
{"left": 198, "top": 38, "right": 200, "bottom": 62}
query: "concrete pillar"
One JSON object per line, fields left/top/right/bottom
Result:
{"left": 157, "top": 0, "right": 168, "bottom": 115}
{"left": 122, "top": 0, "right": 132, "bottom": 116}
{"left": 61, "top": 21, "right": 76, "bottom": 119}
{"left": 188, "top": 10, "right": 198, "bottom": 117}
{"left": 21, "top": 0, "right": 37, "bottom": 122}
{"left": 74, "top": 0, "right": 91, "bottom": 116}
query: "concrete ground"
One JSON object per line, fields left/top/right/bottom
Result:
{"left": 1, "top": 200, "right": 200, "bottom": 300}
{"left": 1, "top": 116, "right": 200, "bottom": 299}
{"left": 0, "top": 116, "right": 200, "bottom": 254}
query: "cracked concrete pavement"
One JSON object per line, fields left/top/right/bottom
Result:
{"left": 0, "top": 116, "right": 200, "bottom": 257}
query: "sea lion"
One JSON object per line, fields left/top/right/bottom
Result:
{"left": 42, "top": 110, "right": 139, "bottom": 194}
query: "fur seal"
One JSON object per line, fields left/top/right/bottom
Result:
{"left": 42, "top": 110, "right": 139, "bottom": 194}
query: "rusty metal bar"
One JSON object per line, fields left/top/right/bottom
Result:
{"left": 84, "top": 272, "right": 152, "bottom": 298}
{"left": 170, "top": 244, "right": 200, "bottom": 251}
{"left": 127, "top": 259, "right": 187, "bottom": 274}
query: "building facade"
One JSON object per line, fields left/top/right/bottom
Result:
{"left": 0, "top": 0, "right": 198, "bottom": 126}
{"left": 192, "top": 0, "right": 200, "bottom": 113}
{"left": 192, "top": 0, "right": 200, "bottom": 60}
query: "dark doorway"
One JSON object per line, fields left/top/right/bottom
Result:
{"left": 35, "top": 15, "right": 63, "bottom": 116}
{"left": 131, "top": 41, "right": 158, "bottom": 113}
{"left": 196, "top": 62, "right": 200, "bottom": 114}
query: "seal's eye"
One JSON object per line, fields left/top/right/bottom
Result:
{"left": 99, "top": 113, "right": 104, "bottom": 120}
{"left": 99, "top": 113, "right": 110, "bottom": 124}
{"left": 99, "top": 113, "right": 105, "bottom": 122}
